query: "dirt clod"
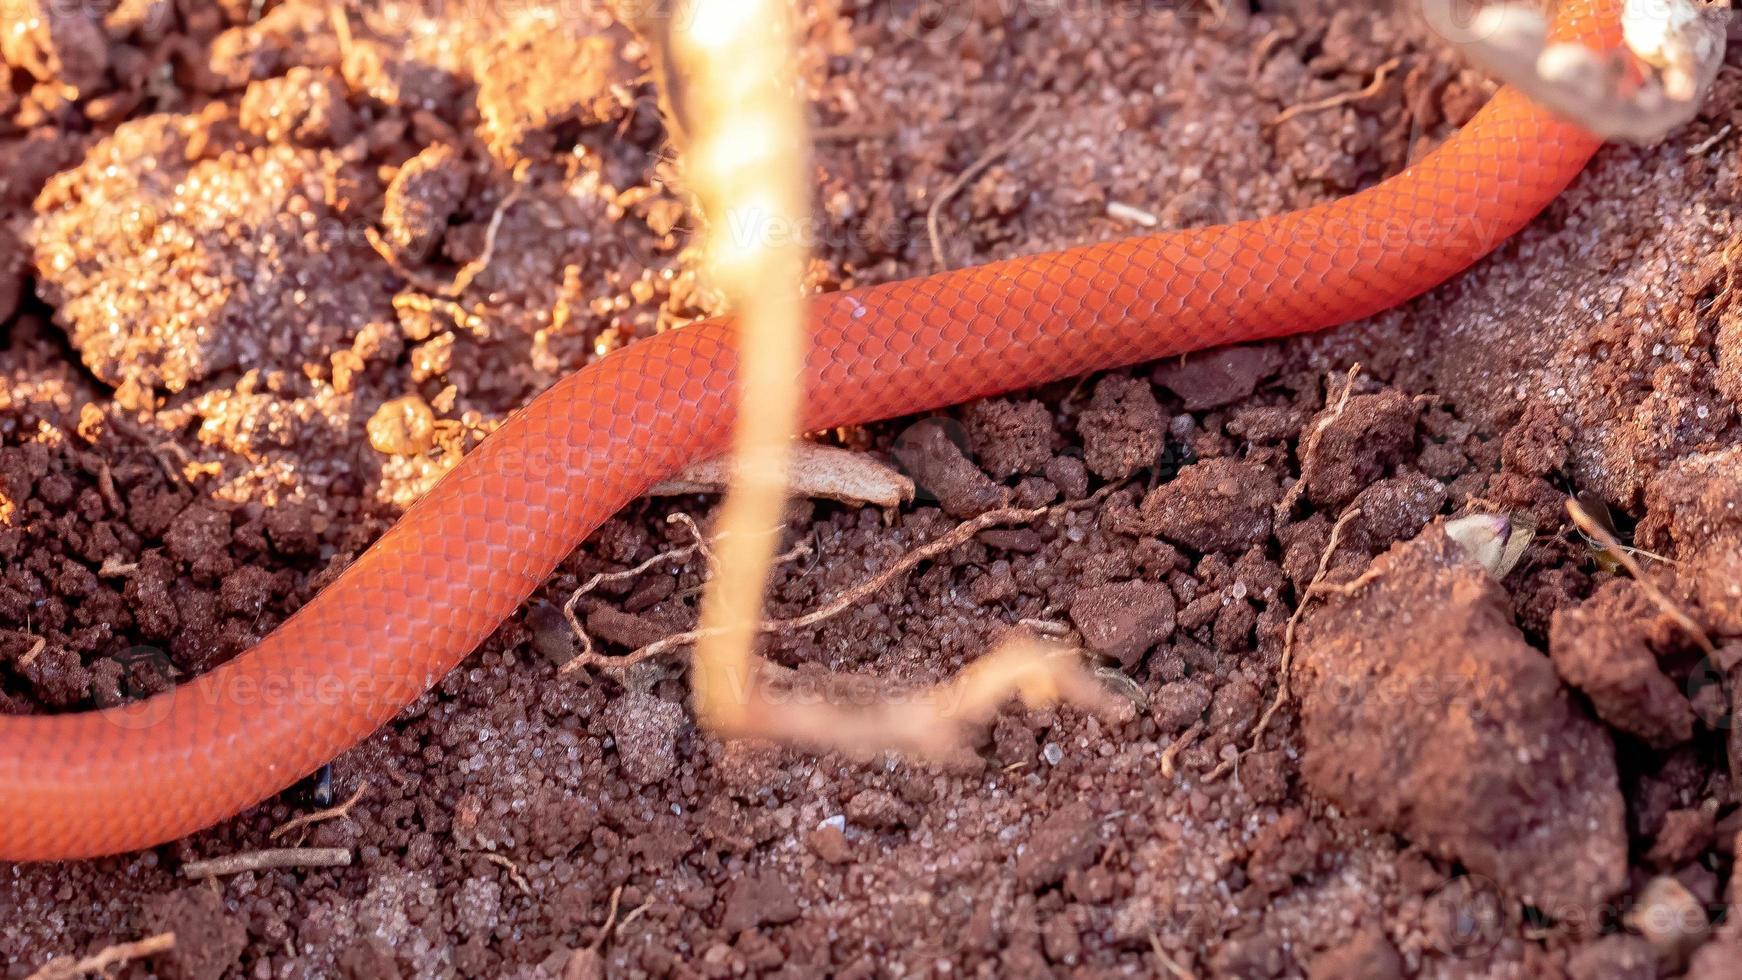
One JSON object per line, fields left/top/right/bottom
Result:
{"left": 1079, "top": 376, "right": 1164, "bottom": 480}
{"left": 1139, "top": 457, "right": 1280, "bottom": 553}
{"left": 1, "top": 1, "right": 108, "bottom": 95}
{"left": 892, "top": 418, "right": 1009, "bottom": 517}
{"left": 1016, "top": 801, "right": 1099, "bottom": 890}
{"left": 1305, "top": 925, "right": 1402, "bottom": 980}
{"left": 239, "top": 66, "right": 356, "bottom": 145}
{"left": 366, "top": 394, "right": 437, "bottom": 456}
{"left": 1550, "top": 578, "right": 1697, "bottom": 748}
{"left": 603, "top": 690, "right": 685, "bottom": 787}
{"left": 1296, "top": 522, "right": 1627, "bottom": 911}
{"left": 1152, "top": 344, "right": 1281, "bottom": 410}
{"left": 141, "top": 887, "right": 246, "bottom": 980}
{"left": 1068, "top": 579, "right": 1175, "bottom": 669}
{"left": 382, "top": 143, "right": 470, "bottom": 262}
{"left": 1299, "top": 388, "right": 1417, "bottom": 510}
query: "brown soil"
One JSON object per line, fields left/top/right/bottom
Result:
{"left": 2, "top": 1, "right": 1740, "bottom": 977}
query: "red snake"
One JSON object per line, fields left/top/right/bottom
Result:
{"left": 0, "top": 0, "right": 1622, "bottom": 860}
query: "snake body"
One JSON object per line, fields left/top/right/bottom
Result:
{"left": 0, "top": 0, "right": 1620, "bottom": 861}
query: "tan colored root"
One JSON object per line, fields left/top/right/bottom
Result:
{"left": 927, "top": 106, "right": 1045, "bottom": 270}
{"left": 1276, "top": 365, "right": 1360, "bottom": 520}
{"left": 270, "top": 781, "right": 370, "bottom": 842}
{"left": 1567, "top": 499, "right": 1716, "bottom": 656}
{"left": 1228, "top": 504, "right": 1368, "bottom": 777}
{"left": 668, "top": 0, "right": 812, "bottom": 734}
{"left": 448, "top": 181, "right": 526, "bottom": 297}
{"left": 1272, "top": 57, "right": 1402, "bottom": 126}
{"left": 717, "top": 634, "right": 1116, "bottom": 764}
{"left": 25, "top": 932, "right": 175, "bottom": 980}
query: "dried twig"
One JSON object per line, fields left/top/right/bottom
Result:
{"left": 927, "top": 106, "right": 1044, "bottom": 269}
{"left": 1106, "top": 201, "right": 1160, "bottom": 228}
{"left": 559, "top": 516, "right": 811, "bottom": 667}
{"left": 1567, "top": 499, "right": 1716, "bottom": 656}
{"left": 269, "top": 781, "right": 369, "bottom": 842}
{"left": 25, "top": 932, "right": 175, "bottom": 980}
{"left": 1690, "top": 123, "right": 1732, "bottom": 156}
{"left": 181, "top": 847, "right": 352, "bottom": 878}
{"left": 1272, "top": 56, "right": 1402, "bottom": 126}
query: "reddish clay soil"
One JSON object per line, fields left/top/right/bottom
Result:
{"left": 2, "top": 1, "right": 1741, "bottom": 977}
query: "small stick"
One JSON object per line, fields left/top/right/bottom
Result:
{"left": 927, "top": 106, "right": 1045, "bottom": 270}
{"left": 1567, "top": 499, "right": 1716, "bottom": 656}
{"left": 94, "top": 462, "right": 123, "bottom": 514}
{"left": 182, "top": 847, "right": 352, "bottom": 878}
{"left": 1689, "top": 123, "right": 1732, "bottom": 156}
{"left": 269, "top": 781, "right": 369, "bottom": 842}
{"left": 1272, "top": 57, "right": 1402, "bottom": 126}
{"left": 25, "top": 932, "right": 175, "bottom": 980}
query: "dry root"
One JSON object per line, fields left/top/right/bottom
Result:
{"left": 1426, "top": 0, "right": 1727, "bottom": 143}
{"left": 722, "top": 635, "right": 1119, "bottom": 764}
{"left": 270, "top": 781, "right": 369, "bottom": 842}
{"left": 1272, "top": 57, "right": 1403, "bottom": 126}
{"left": 25, "top": 933, "right": 174, "bottom": 980}
{"left": 664, "top": 0, "right": 812, "bottom": 734}
{"left": 567, "top": 489, "right": 1129, "bottom": 761}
